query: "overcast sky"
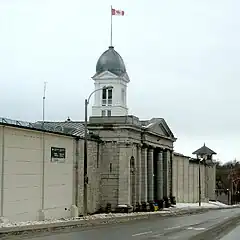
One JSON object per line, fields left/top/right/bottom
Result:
{"left": 0, "top": 0, "right": 239, "bottom": 162}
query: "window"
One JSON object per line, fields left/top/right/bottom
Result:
{"left": 108, "top": 89, "right": 112, "bottom": 105}
{"left": 107, "top": 110, "right": 111, "bottom": 116}
{"left": 121, "top": 88, "right": 125, "bottom": 104}
{"left": 102, "top": 89, "right": 107, "bottom": 106}
{"left": 102, "top": 88, "right": 112, "bottom": 106}
{"left": 101, "top": 110, "right": 106, "bottom": 116}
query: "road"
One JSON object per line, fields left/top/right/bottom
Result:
{"left": 10, "top": 208, "right": 240, "bottom": 240}
{"left": 220, "top": 225, "right": 240, "bottom": 240}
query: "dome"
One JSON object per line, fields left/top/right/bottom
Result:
{"left": 96, "top": 46, "right": 126, "bottom": 76}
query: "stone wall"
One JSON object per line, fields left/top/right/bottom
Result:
{"left": 172, "top": 153, "right": 211, "bottom": 203}
{"left": 76, "top": 138, "right": 102, "bottom": 215}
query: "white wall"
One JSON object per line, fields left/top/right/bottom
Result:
{"left": 92, "top": 75, "right": 128, "bottom": 116}
{"left": 0, "top": 125, "right": 75, "bottom": 222}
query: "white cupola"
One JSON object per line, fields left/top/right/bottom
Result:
{"left": 91, "top": 46, "right": 130, "bottom": 117}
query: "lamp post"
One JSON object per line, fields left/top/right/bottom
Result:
{"left": 83, "top": 85, "right": 113, "bottom": 215}
{"left": 197, "top": 156, "right": 205, "bottom": 207}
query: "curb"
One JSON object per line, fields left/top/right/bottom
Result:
{"left": 0, "top": 206, "right": 239, "bottom": 237}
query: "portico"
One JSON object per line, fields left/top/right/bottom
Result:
{"left": 88, "top": 115, "right": 176, "bottom": 210}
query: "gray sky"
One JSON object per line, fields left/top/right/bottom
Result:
{"left": 0, "top": 0, "right": 239, "bottom": 162}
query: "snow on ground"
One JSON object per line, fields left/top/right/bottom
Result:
{"left": 0, "top": 210, "right": 170, "bottom": 229}
{"left": 0, "top": 201, "right": 235, "bottom": 229}
{"left": 176, "top": 201, "right": 230, "bottom": 209}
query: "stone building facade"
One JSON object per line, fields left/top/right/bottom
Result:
{"left": 88, "top": 115, "right": 176, "bottom": 210}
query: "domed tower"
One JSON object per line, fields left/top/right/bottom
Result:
{"left": 92, "top": 46, "right": 130, "bottom": 117}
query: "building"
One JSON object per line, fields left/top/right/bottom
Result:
{"left": 0, "top": 46, "right": 216, "bottom": 222}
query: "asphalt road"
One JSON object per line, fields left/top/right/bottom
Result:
{"left": 220, "top": 225, "right": 240, "bottom": 240}
{"left": 12, "top": 208, "right": 240, "bottom": 240}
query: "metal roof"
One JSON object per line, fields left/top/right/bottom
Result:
{"left": 192, "top": 143, "right": 217, "bottom": 155}
{"left": 0, "top": 117, "right": 85, "bottom": 137}
{"left": 96, "top": 46, "right": 126, "bottom": 76}
{"left": 34, "top": 121, "right": 85, "bottom": 137}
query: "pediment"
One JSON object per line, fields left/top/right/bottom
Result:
{"left": 92, "top": 71, "right": 130, "bottom": 82}
{"left": 92, "top": 71, "right": 119, "bottom": 80}
{"left": 145, "top": 118, "right": 175, "bottom": 139}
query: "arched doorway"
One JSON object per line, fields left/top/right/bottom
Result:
{"left": 130, "top": 156, "right": 136, "bottom": 207}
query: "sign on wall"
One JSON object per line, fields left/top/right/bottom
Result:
{"left": 51, "top": 147, "right": 66, "bottom": 163}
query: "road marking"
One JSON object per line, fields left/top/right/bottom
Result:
{"left": 224, "top": 216, "right": 229, "bottom": 219}
{"left": 164, "top": 226, "right": 181, "bottom": 230}
{"left": 187, "top": 227, "right": 205, "bottom": 231}
{"left": 132, "top": 231, "right": 152, "bottom": 237}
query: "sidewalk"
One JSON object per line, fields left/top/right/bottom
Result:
{"left": 0, "top": 202, "right": 238, "bottom": 236}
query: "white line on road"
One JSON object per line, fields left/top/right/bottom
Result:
{"left": 187, "top": 227, "right": 206, "bottom": 231}
{"left": 132, "top": 231, "right": 152, "bottom": 237}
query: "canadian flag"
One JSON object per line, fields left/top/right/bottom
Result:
{"left": 112, "top": 8, "right": 125, "bottom": 16}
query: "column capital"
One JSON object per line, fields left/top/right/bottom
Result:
{"left": 141, "top": 143, "right": 149, "bottom": 149}
{"left": 137, "top": 143, "right": 143, "bottom": 148}
{"left": 148, "top": 148, "right": 154, "bottom": 153}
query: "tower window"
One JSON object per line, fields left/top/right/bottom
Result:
{"left": 102, "top": 88, "right": 112, "bottom": 106}
{"left": 121, "top": 88, "right": 125, "bottom": 104}
{"left": 108, "top": 89, "right": 112, "bottom": 105}
{"left": 102, "top": 89, "right": 107, "bottom": 106}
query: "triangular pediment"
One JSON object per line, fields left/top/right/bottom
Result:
{"left": 145, "top": 118, "right": 175, "bottom": 139}
{"left": 92, "top": 70, "right": 130, "bottom": 82}
{"left": 92, "top": 71, "right": 119, "bottom": 80}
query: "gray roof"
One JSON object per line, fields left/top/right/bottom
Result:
{"left": 0, "top": 117, "right": 85, "bottom": 137}
{"left": 192, "top": 143, "right": 217, "bottom": 155}
{"left": 96, "top": 46, "right": 126, "bottom": 76}
{"left": 34, "top": 120, "right": 85, "bottom": 137}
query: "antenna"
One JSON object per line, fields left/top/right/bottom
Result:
{"left": 42, "top": 82, "right": 47, "bottom": 129}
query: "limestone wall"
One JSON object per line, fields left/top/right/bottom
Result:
{"left": 172, "top": 153, "right": 209, "bottom": 203}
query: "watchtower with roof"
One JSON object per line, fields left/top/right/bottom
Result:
{"left": 192, "top": 143, "right": 217, "bottom": 161}
{"left": 91, "top": 46, "right": 130, "bottom": 117}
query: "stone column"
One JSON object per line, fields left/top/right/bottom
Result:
{"left": 163, "top": 149, "right": 170, "bottom": 197}
{"left": 147, "top": 148, "right": 154, "bottom": 202}
{"left": 141, "top": 147, "right": 148, "bottom": 203}
{"left": 136, "top": 145, "right": 142, "bottom": 204}
{"left": 156, "top": 150, "right": 164, "bottom": 200}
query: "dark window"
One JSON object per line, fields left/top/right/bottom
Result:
{"left": 102, "top": 110, "right": 106, "bottom": 116}
{"left": 107, "top": 110, "right": 111, "bottom": 116}
{"left": 102, "top": 88, "right": 107, "bottom": 99}
{"left": 110, "top": 163, "right": 112, "bottom": 172}
{"left": 108, "top": 89, "right": 112, "bottom": 99}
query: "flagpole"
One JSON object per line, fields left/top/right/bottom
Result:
{"left": 110, "top": 5, "right": 113, "bottom": 46}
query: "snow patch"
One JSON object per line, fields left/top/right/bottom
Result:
{"left": 0, "top": 202, "right": 235, "bottom": 229}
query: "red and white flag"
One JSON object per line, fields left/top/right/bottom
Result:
{"left": 112, "top": 8, "right": 124, "bottom": 16}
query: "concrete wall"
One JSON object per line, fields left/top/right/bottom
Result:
{"left": 0, "top": 124, "right": 102, "bottom": 222}
{"left": 0, "top": 125, "right": 75, "bottom": 222}
{"left": 172, "top": 153, "right": 208, "bottom": 203}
